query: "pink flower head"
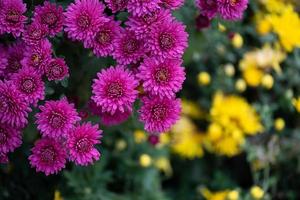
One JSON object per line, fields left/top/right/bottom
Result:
{"left": 0, "top": 152, "right": 8, "bottom": 163}
{"left": 195, "top": 0, "right": 218, "bottom": 19}
{"left": 29, "top": 137, "right": 67, "bottom": 176}
{"left": 127, "top": 0, "right": 161, "bottom": 17}
{"left": 67, "top": 123, "right": 102, "bottom": 166}
{"left": 137, "top": 58, "right": 185, "bottom": 99}
{"left": 11, "top": 67, "right": 45, "bottom": 106}
{"left": 35, "top": 98, "right": 81, "bottom": 139}
{"left": 217, "top": 0, "right": 248, "bottom": 20}
{"left": 160, "top": 0, "right": 184, "bottom": 10}
{"left": 0, "top": 80, "right": 31, "bottom": 128}
{"left": 0, "top": 45, "right": 8, "bottom": 77}
{"left": 33, "top": 1, "right": 65, "bottom": 36}
{"left": 64, "top": 0, "right": 106, "bottom": 42}
{"left": 104, "top": 0, "right": 128, "bottom": 13}
{"left": 138, "top": 96, "right": 181, "bottom": 133}
{"left": 100, "top": 108, "right": 132, "bottom": 126}
{"left": 45, "top": 58, "right": 69, "bottom": 81}
{"left": 21, "top": 39, "right": 52, "bottom": 74}
{"left": 0, "top": 122, "right": 22, "bottom": 153}
{"left": 126, "top": 9, "right": 174, "bottom": 39}
{"left": 113, "top": 29, "right": 145, "bottom": 65}
{"left": 5, "top": 41, "right": 26, "bottom": 78}
{"left": 0, "top": 0, "right": 27, "bottom": 37}
{"left": 148, "top": 20, "right": 188, "bottom": 60}
{"left": 22, "top": 23, "right": 48, "bottom": 45}
{"left": 86, "top": 18, "right": 122, "bottom": 57}
{"left": 92, "top": 65, "right": 139, "bottom": 115}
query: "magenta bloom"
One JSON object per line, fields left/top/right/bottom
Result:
{"left": 160, "top": 0, "right": 184, "bottom": 10}
{"left": 0, "top": 45, "right": 8, "bottom": 77}
{"left": 196, "top": 14, "right": 211, "bottom": 30}
{"left": 29, "top": 137, "right": 67, "bottom": 176}
{"left": 21, "top": 39, "right": 52, "bottom": 74}
{"left": 36, "top": 98, "right": 81, "bottom": 139}
{"left": 85, "top": 18, "right": 122, "bottom": 57}
{"left": 0, "top": 0, "right": 27, "bottom": 37}
{"left": 5, "top": 41, "right": 26, "bottom": 78}
{"left": 22, "top": 23, "right": 48, "bottom": 46}
{"left": 100, "top": 109, "right": 132, "bottom": 126}
{"left": 33, "top": 1, "right": 64, "bottom": 36}
{"left": 64, "top": 0, "right": 106, "bottom": 42}
{"left": 0, "top": 152, "right": 8, "bottom": 163}
{"left": 113, "top": 29, "right": 145, "bottom": 65}
{"left": 137, "top": 58, "right": 185, "bottom": 99}
{"left": 217, "top": 0, "right": 248, "bottom": 20}
{"left": 92, "top": 66, "right": 139, "bottom": 114}
{"left": 67, "top": 123, "right": 102, "bottom": 166}
{"left": 148, "top": 20, "right": 188, "bottom": 60}
{"left": 11, "top": 67, "right": 45, "bottom": 106}
{"left": 195, "top": 0, "right": 218, "bottom": 19}
{"left": 127, "top": 0, "right": 161, "bottom": 17}
{"left": 0, "top": 81, "right": 31, "bottom": 128}
{"left": 126, "top": 10, "right": 173, "bottom": 39}
{"left": 45, "top": 58, "right": 69, "bottom": 81}
{"left": 104, "top": 0, "right": 128, "bottom": 13}
{"left": 0, "top": 122, "right": 22, "bottom": 153}
{"left": 138, "top": 96, "right": 181, "bottom": 133}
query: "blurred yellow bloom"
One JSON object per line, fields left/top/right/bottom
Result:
{"left": 181, "top": 100, "right": 204, "bottom": 119}
{"left": 250, "top": 186, "right": 264, "bottom": 199}
{"left": 198, "top": 71, "right": 211, "bottom": 86}
{"left": 292, "top": 97, "right": 300, "bottom": 112}
{"left": 218, "top": 23, "right": 226, "bottom": 32}
{"left": 154, "top": 157, "right": 172, "bottom": 177}
{"left": 134, "top": 130, "right": 147, "bottom": 143}
{"left": 54, "top": 190, "right": 63, "bottom": 200}
{"left": 256, "top": 16, "right": 272, "bottom": 35}
{"left": 200, "top": 188, "right": 229, "bottom": 200}
{"left": 243, "top": 66, "right": 264, "bottom": 87}
{"left": 227, "top": 190, "right": 239, "bottom": 200}
{"left": 139, "top": 154, "right": 152, "bottom": 167}
{"left": 274, "top": 118, "right": 285, "bottom": 131}
{"left": 224, "top": 63, "right": 235, "bottom": 77}
{"left": 235, "top": 79, "right": 247, "bottom": 92}
{"left": 232, "top": 33, "right": 243, "bottom": 48}
{"left": 115, "top": 139, "right": 127, "bottom": 151}
{"left": 261, "top": 74, "right": 274, "bottom": 89}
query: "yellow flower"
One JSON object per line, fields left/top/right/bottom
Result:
{"left": 250, "top": 186, "right": 264, "bottom": 199}
{"left": 200, "top": 188, "right": 229, "bottom": 200}
{"left": 227, "top": 190, "right": 239, "bottom": 200}
{"left": 134, "top": 130, "right": 147, "bottom": 144}
{"left": 54, "top": 190, "right": 63, "bottom": 200}
{"left": 115, "top": 139, "right": 127, "bottom": 151}
{"left": 159, "top": 133, "right": 170, "bottom": 146}
{"left": 243, "top": 66, "right": 264, "bottom": 87}
{"left": 274, "top": 118, "right": 285, "bottom": 131}
{"left": 154, "top": 157, "right": 172, "bottom": 177}
{"left": 261, "top": 74, "right": 274, "bottom": 89}
{"left": 256, "top": 16, "right": 272, "bottom": 35}
{"left": 235, "top": 79, "right": 247, "bottom": 92}
{"left": 232, "top": 33, "right": 243, "bottom": 48}
{"left": 139, "top": 154, "right": 152, "bottom": 167}
{"left": 198, "top": 71, "right": 211, "bottom": 86}
{"left": 181, "top": 100, "right": 204, "bottom": 119}
{"left": 292, "top": 97, "right": 300, "bottom": 112}
{"left": 218, "top": 23, "right": 226, "bottom": 32}
{"left": 224, "top": 64, "right": 235, "bottom": 77}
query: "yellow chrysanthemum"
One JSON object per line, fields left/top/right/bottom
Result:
{"left": 200, "top": 188, "right": 229, "bottom": 200}
{"left": 134, "top": 130, "right": 147, "bottom": 144}
{"left": 154, "top": 157, "right": 173, "bottom": 177}
{"left": 181, "top": 100, "right": 204, "bottom": 119}
{"left": 250, "top": 186, "right": 265, "bottom": 199}
{"left": 292, "top": 97, "right": 300, "bottom": 112}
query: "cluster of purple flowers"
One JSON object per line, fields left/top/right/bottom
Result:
{"left": 0, "top": 0, "right": 188, "bottom": 175}
{"left": 195, "top": 0, "right": 248, "bottom": 29}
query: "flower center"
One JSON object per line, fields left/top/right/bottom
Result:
{"left": 21, "top": 78, "right": 36, "bottom": 94}
{"left": 48, "top": 62, "right": 64, "bottom": 78}
{"left": 159, "top": 33, "right": 175, "bottom": 50}
{"left": 151, "top": 104, "right": 167, "bottom": 120}
{"left": 6, "top": 10, "right": 20, "bottom": 24}
{"left": 96, "top": 30, "right": 111, "bottom": 45}
{"left": 0, "top": 128, "right": 7, "bottom": 145}
{"left": 49, "top": 112, "right": 66, "bottom": 129}
{"left": 77, "top": 14, "right": 91, "bottom": 29}
{"left": 41, "top": 147, "right": 56, "bottom": 164}
{"left": 30, "top": 29, "right": 44, "bottom": 40}
{"left": 230, "top": 0, "right": 238, "bottom": 6}
{"left": 112, "top": 0, "right": 127, "bottom": 9}
{"left": 154, "top": 68, "right": 169, "bottom": 83}
{"left": 124, "top": 38, "right": 139, "bottom": 54}
{"left": 8, "top": 57, "right": 22, "bottom": 72}
{"left": 31, "top": 54, "right": 42, "bottom": 66}
{"left": 107, "top": 82, "right": 123, "bottom": 99}
{"left": 75, "top": 138, "right": 92, "bottom": 153}
{"left": 142, "top": 12, "right": 157, "bottom": 24}
{"left": 42, "top": 12, "right": 58, "bottom": 26}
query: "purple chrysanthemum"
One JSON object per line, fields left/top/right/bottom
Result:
{"left": 127, "top": 0, "right": 161, "bottom": 17}
{"left": 104, "top": 0, "right": 128, "bottom": 13}
{"left": 126, "top": 9, "right": 174, "bottom": 39}
{"left": 160, "top": 0, "right": 184, "bottom": 10}
{"left": 22, "top": 23, "right": 48, "bottom": 46}
{"left": 0, "top": 122, "right": 22, "bottom": 153}
{"left": 0, "top": 0, "right": 27, "bottom": 37}
{"left": 217, "top": 0, "right": 248, "bottom": 20}
{"left": 67, "top": 123, "right": 102, "bottom": 166}
{"left": 45, "top": 58, "right": 69, "bottom": 81}
{"left": 29, "top": 137, "right": 67, "bottom": 176}
{"left": 196, "top": 14, "right": 211, "bottom": 30}
{"left": 195, "top": 0, "right": 218, "bottom": 19}
{"left": 100, "top": 109, "right": 132, "bottom": 126}
{"left": 5, "top": 41, "right": 26, "bottom": 78}
{"left": 33, "top": 1, "right": 65, "bottom": 37}
{"left": 112, "top": 29, "right": 145, "bottom": 65}
{"left": 137, "top": 58, "right": 185, "bottom": 99}
{"left": 138, "top": 96, "right": 181, "bottom": 133}
{"left": 35, "top": 98, "right": 81, "bottom": 139}
{"left": 0, "top": 152, "right": 8, "bottom": 163}
{"left": 148, "top": 20, "right": 188, "bottom": 60}
{"left": 85, "top": 18, "right": 122, "bottom": 57}
{"left": 64, "top": 0, "right": 106, "bottom": 42}
{"left": 11, "top": 67, "right": 45, "bottom": 106}
{"left": 92, "top": 65, "right": 139, "bottom": 114}
{"left": 21, "top": 39, "right": 52, "bottom": 74}
{"left": 0, "top": 45, "right": 7, "bottom": 77}
{"left": 0, "top": 80, "right": 31, "bottom": 128}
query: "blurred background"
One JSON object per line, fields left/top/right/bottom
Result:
{"left": 1, "top": 0, "right": 300, "bottom": 199}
